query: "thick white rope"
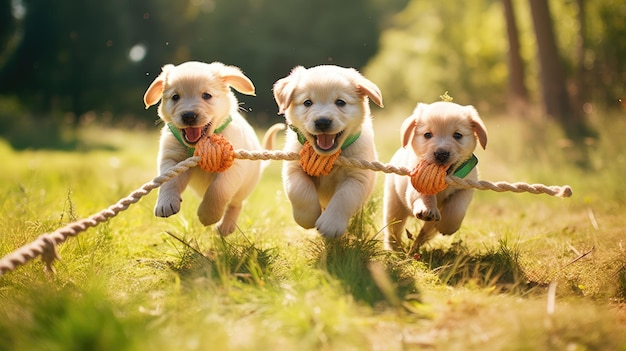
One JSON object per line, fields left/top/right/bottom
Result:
{"left": 235, "top": 149, "right": 573, "bottom": 197}
{"left": 0, "top": 149, "right": 572, "bottom": 276}
{"left": 0, "top": 157, "right": 200, "bottom": 276}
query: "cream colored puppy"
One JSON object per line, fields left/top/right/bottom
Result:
{"left": 383, "top": 101, "right": 488, "bottom": 253}
{"left": 271, "top": 65, "right": 383, "bottom": 238}
{"left": 144, "top": 61, "right": 261, "bottom": 235}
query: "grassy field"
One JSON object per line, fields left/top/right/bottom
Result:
{"left": 1, "top": 108, "right": 625, "bottom": 351}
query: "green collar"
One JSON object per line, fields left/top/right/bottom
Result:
{"left": 288, "top": 124, "right": 361, "bottom": 151}
{"left": 168, "top": 116, "right": 232, "bottom": 157}
{"left": 451, "top": 154, "right": 478, "bottom": 178}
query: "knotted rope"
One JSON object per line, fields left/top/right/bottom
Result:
{"left": 0, "top": 157, "right": 200, "bottom": 276}
{"left": 0, "top": 136, "right": 572, "bottom": 276}
{"left": 235, "top": 148, "right": 572, "bottom": 197}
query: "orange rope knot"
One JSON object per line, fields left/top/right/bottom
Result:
{"left": 299, "top": 142, "right": 341, "bottom": 176}
{"left": 410, "top": 160, "right": 450, "bottom": 195}
{"left": 194, "top": 134, "right": 235, "bottom": 173}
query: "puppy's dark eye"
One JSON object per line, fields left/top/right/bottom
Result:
{"left": 335, "top": 99, "right": 346, "bottom": 107}
{"left": 424, "top": 132, "right": 433, "bottom": 139}
{"left": 202, "top": 92, "right": 212, "bottom": 100}
{"left": 303, "top": 99, "right": 313, "bottom": 107}
{"left": 172, "top": 94, "right": 180, "bottom": 102}
{"left": 453, "top": 132, "right": 463, "bottom": 140}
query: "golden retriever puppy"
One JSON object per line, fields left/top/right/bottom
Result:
{"left": 143, "top": 61, "right": 261, "bottom": 235}
{"left": 383, "top": 101, "right": 488, "bottom": 253}
{"left": 270, "top": 65, "right": 384, "bottom": 238}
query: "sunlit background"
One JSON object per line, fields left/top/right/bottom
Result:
{"left": 0, "top": 0, "right": 624, "bottom": 146}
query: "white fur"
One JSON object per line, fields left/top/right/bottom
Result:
{"left": 383, "top": 101, "right": 488, "bottom": 253}
{"left": 270, "top": 65, "right": 384, "bottom": 238}
{"left": 144, "top": 61, "right": 261, "bottom": 235}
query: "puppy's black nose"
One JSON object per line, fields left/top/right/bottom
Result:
{"left": 181, "top": 111, "right": 197, "bottom": 125}
{"left": 434, "top": 150, "right": 450, "bottom": 163}
{"left": 314, "top": 118, "right": 332, "bottom": 132}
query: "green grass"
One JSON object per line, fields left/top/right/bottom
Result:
{"left": 1, "top": 110, "right": 626, "bottom": 351}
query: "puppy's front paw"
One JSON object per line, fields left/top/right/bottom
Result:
{"left": 315, "top": 212, "right": 348, "bottom": 238}
{"left": 415, "top": 206, "right": 440, "bottom": 222}
{"left": 154, "top": 196, "right": 182, "bottom": 217}
{"left": 217, "top": 219, "right": 237, "bottom": 236}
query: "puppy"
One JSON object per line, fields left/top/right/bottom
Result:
{"left": 383, "top": 101, "right": 488, "bottom": 253}
{"left": 143, "top": 61, "right": 262, "bottom": 235}
{"left": 269, "top": 65, "right": 383, "bottom": 238}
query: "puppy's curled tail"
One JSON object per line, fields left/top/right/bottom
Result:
{"left": 257, "top": 123, "right": 287, "bottom": 170}
{"left": 262, "top": 123, "right": 286, "bottom": 150}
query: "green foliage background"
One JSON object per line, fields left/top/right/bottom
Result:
{"left": 365, "top": 0, "right": 625, "bottom": 111}
{"left": 0, "top": 0, "right": 406, "bottom": 124}
{"left": 0, "top": 0, "right": 624, "bottom": 137}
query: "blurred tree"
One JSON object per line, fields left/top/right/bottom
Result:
{"left": 573, "top": 0, "right": 588, "bottom": 112}
{"left": 0, "top": 0, "right": 622, "bottom": 134}
{"left": 0, "top": 0, "right": 142, "bottom": 122}
{"left": 169, "top": 0, "right": 407, "bottom": 124}
{"left": 592, "top": 0, "right": 626, "bottom": 107}
{"left": 0, "top": 0, "right": 14, "bottom": 54}
{"left": 502, "top": 0, "right": 529, "bottom": 116}
{"left": 364, "top": 0, "right": 507, "bottom": 111}
{"left": 366, "top": 0, "right": 623, "bottom": 128}
{"left": 0, "top": 0, "right": 406, "bottom": 126}
{"left": 529, "top": 0, "right": 584, "bottom": 138}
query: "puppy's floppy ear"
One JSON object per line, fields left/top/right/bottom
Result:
{"left": 273, "top": 66, "right": 305, "bottom": 114}
{"left": 465, "top": 105, "right": 488, "bottom": 149}
{"left": 143, "top": 64, "right": 173, "bottom": 109}
{"left": 355, "top": 76, "right": 384, "bottom": 108}
{"left": 400, "top": 117, "right": 416, "bottom": 148}
{"left": 400, "top": 103, "right": 427, "bottom": 148}
{"left": 401, "top": 104, "right": 425, "bottom": 148}
{"left": 220, "top": 64, "right": 256, "bottom": 96}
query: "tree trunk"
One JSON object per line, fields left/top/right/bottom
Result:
{"left": 573, "top": 0, "right": 588, "bottom": 113}
{"left": 502, "top": 0, "right": 529, "bottom": 116}
{"left": 528, "top": 0, "right": 578, "bottom": 136}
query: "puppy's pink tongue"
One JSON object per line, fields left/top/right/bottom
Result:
{"left": 184, "top": 127, "right": 203, "bottom": 143}
{"left": 316, "top": 134, "right": 336, "bottom": 150}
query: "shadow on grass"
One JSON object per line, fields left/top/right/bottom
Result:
{"left": 418, "top": 238, "right": 531, "bottom": 293}
{"left": 617, "top": 263, "right": 626, "bottom": 301}
{"left": 164, "top": 231, "right": 277, "bottom": 288}
{"left": 308, "top": 205, "right": 422, "bottom": 307}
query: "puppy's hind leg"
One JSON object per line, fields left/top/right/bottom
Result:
{"left": 382, "top": 182, "right": 411, "bottom": 251}
{"left": 383, "top": 215, "right": 409, "bottom": 252}
{"left": 217, "top": 202, "right": 243, "bottom": 235}
{"left": 436, "top": 188, "right": 475, "bottom": 235}
{"left": 284, "top": 163, "right": 322, "bottom": 229}
{"left": 197, "top": 176, "right": 235, "bottom": 232}
{"left": 409, "top": 221, "right": 438, "bottom": 255}
{"left": 197, "top": 193, "right": 227, "bottom": 227}
{"left": 208, "top": 163, "right": 261, "bottom": 235}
